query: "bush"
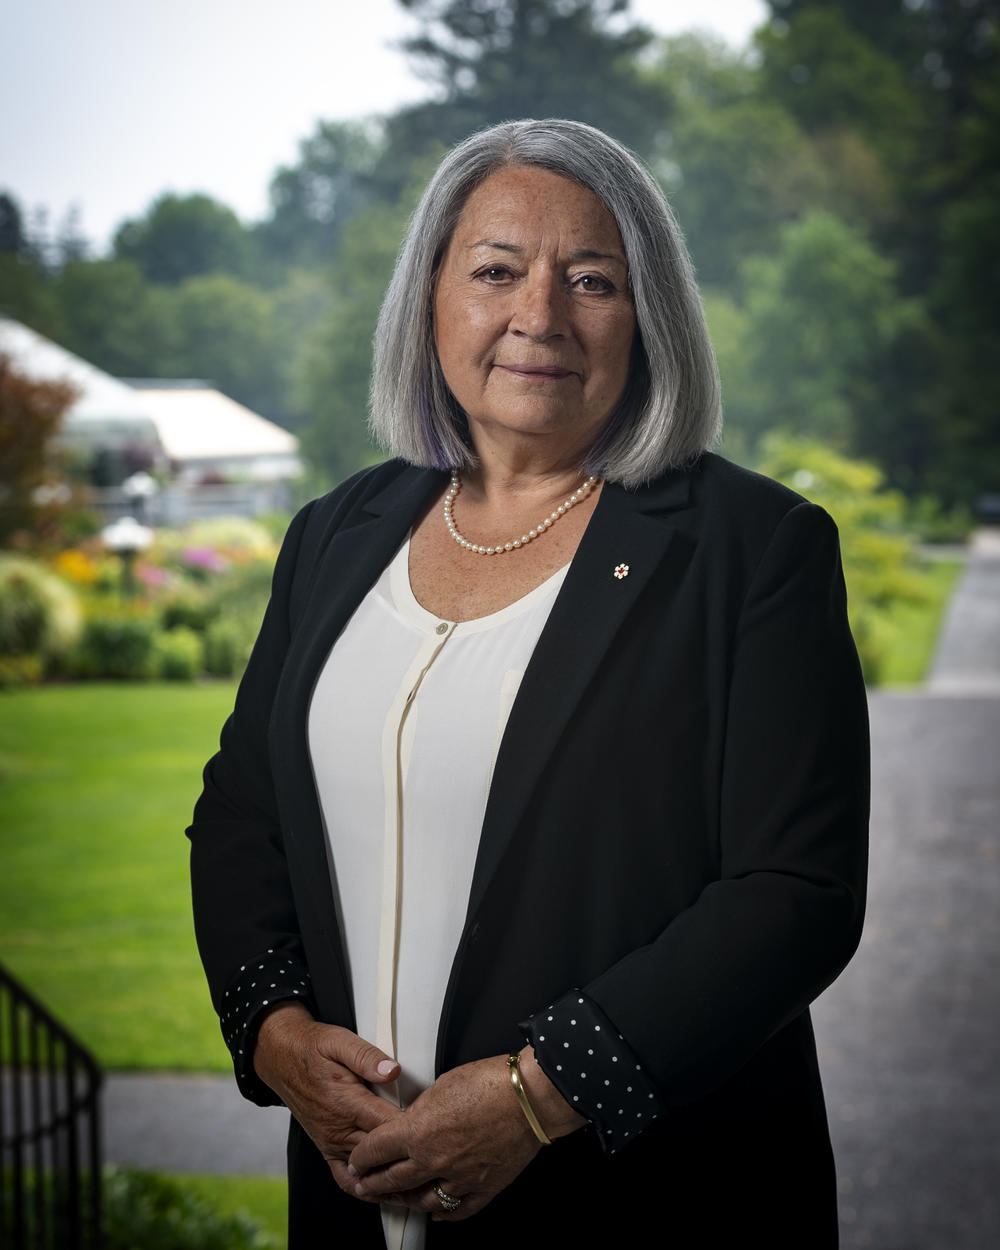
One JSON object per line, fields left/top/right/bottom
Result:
{"left": 180, "top": 516, "right": 277, "bottom": 560}
{"left": 160, "top": 589, "right": 217, "bottom": 634}
{"left": 74, "top": 611, "right": 157, "bottom": 680}
{"left": 103, "top": 1167, "right": 278, "bottom": 1250}
{"left": 0, "top": 554, "right": 82, "bottom": 655}
{"left": 154, "top": 626, "right": 204, "bottom": 681}
{"left": 203, "top": 618, "right": 243, "bottom": 677}
{"left": 0, "top": 554, "right": 82, "bottom": 683}
{"left": 757, "top": 436, "right": 930, "bottom": 684}
{"left": 0, "top": 653, "right": 44, "bottom": 689}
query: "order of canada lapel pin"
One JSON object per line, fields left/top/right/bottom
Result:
{"left": 613, "top": 563, "right": 630, "bottom": 580}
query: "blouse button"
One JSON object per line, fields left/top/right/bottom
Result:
{"left": 435, "top": 622, "right": 449, "bottom": 635}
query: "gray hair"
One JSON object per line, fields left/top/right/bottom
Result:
{"left": 370, "top": 118, "right": 721, "bottom": 487}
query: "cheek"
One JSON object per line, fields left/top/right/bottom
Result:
{"left": 598, "top": 320, "right": 636, "bottom": 393}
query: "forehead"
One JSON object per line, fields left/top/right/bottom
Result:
{"left": 449, "top": 166, "right": 625, "bottom": 254}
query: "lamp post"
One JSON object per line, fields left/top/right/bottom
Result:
{"left": 121, "top": 471, "right": 158, "bottom": 523}
{"left": 101, "top": 515, "right": 154, "bottom": 599}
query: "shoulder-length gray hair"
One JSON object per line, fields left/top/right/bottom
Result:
{"left": 370, "top": 118, "right": 721, "bottom": 488}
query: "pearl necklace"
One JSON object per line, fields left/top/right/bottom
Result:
{"left": 443, "top": 469, "right": 599, "bottom": 555}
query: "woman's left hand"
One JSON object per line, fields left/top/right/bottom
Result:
{"left": 347, "top": 1052, "right": 554, "bottom": 1220}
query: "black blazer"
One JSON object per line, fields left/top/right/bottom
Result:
{"left": 189, "top": 452, "right": 869, "bottom": 1248}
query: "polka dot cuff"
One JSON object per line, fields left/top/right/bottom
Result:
{"left": 220, "top": 947, "right": 316, "bottom": 1104}
{"left": 519, "top": 989, "right": 665, "bottom": 1155}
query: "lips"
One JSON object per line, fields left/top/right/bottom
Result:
{"left": 497, "top": 364, "right": 575, "bottom": 379}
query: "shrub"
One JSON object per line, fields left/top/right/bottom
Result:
{"left": 160, "top": 589, "right": 217, "bottom": 634}
{"left": 103, "top": 1167, "right": 278, "bottom": 1250}
{"left": 74, "top": 611, "right": 157, "bottom": 680}
{"left": 0, "top": 653, "right": 44, "bottom": 689}
{"left": 203, "top": 618, "right": 243, "bottom": 677}
{"left": 757, "top": 436, "right": 930, "bottom": 684}
{"left": 181, "top": 516, "right": 276, "bottom": 560}
{"left": 0, "top": 554, "right": 82, "bottom": 683}
{"left": 153, "top": 626, "right": 204, "bottom": 681}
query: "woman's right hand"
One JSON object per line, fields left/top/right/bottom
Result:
{"left": 253, "top": 1002, "right": 404, "bottom": 1192}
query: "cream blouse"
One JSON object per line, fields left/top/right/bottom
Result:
{"left": 307, "top": 537, "right": 568, "bottom": 1250}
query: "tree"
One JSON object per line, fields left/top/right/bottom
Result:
{"left": 160, "top": 274, "right": 291, "bottom": 421}
{"left": 255, "top": 119, "right": 384, "bottom": 277}
{"left": 296, "top": 195, "right": 416, "bottom": 484}
{"left": 755, "top": 1, "right": 1000, "bottom": 503}
{"left": 53, "top": 259, "right": 172, "bottom": 378}
{"left": 0, "top": 193, "right": 32, "bottom": 259}
{"left": 0, "top": 353, "right": 77, "bottom": 545}
{"left": 376, "top": 0, "right": 669, "bottom": 196}
{"left": 113, "top": 193, "right": 255, "bottom": 285}
{"left": 721, "top": 212, "right": 910, "bottom": 455}
{"left": 757, "top": 6, "right": 917, "bottom": 167}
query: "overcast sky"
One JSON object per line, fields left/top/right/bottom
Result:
{"left": 2, "top": 0, "right": 766, "bottom": 252}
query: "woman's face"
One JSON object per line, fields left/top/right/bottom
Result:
{"left": 433, "top": 165, "right": 636, "bottom": 459}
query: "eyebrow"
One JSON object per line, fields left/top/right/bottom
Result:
{"left": 467, "top": 239, "right": 626, "bottom": 265}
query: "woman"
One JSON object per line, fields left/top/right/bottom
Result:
{"left": 189, "top": 118, "right": 868, "bottom": 1248}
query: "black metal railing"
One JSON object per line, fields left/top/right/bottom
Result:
{"left": 1, "top": 961, "right": 103, "bottom": 1249}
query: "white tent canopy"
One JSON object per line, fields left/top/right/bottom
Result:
{"left": 0, "top": 315, "right": 160, "bottom": 449}
{"left": 1, "top": 318, "right": 301, "bottom": 481}
{"left": 124, "top": 381, "right": 301, "bottom": 481}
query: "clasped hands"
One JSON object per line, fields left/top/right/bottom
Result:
{"left": 254, "top": 1003, "right": 582, "bottom": 1221}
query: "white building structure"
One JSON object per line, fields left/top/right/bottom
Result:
{"left": 0, "top": 316, "right": 302, "bottom": 522}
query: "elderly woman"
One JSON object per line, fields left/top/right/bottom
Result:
{"left": 189, "top": 119, "right": 868, "bottom": 1248}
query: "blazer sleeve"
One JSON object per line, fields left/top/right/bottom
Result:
{"left": 187, "top": 499, "right": 319, "bottom": 1105}
{"left": 529, "top": 500, "right": 869, "bottom": 1123}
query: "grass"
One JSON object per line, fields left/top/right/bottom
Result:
{"left": 0, "top": 681, "right": 238, "bottom": 1071}
{"left": 879, "top": 558, "right": 964, "bottom": 686}
{"left": 165, "top": 1173, "right": 288, "bottom": 1248}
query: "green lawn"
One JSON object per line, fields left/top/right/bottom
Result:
{"left": 0, "top": 681, "right": 238, "bottom": 1071}
{"left": 165, "top": 1173, "right": 288, "bottom": 1249}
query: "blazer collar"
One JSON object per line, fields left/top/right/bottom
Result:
{"left": 466, "top": 465, "right": 695, "bottom": 918}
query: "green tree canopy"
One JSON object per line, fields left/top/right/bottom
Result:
{"left": 255, "top": 119, "right": 384, "bottom": 277}
{"left": 53, "top": 259, "right": 171, "bottom": 378}
{"left": 113, "top": 193, "right": 255, "bottom": 285}
{"left": 375, "top": 0, "right": 668, "bottom": 197}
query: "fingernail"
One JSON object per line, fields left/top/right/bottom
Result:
{"left": 376, "top": 1059, "right": 396, "bottom": 1076}
{"left": 354, "top": 1184, "right": 366, "bottom": 1197}
{"left": 347, "top": 1165, "right": 358, "bottom": 1178}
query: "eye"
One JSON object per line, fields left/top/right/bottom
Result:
{"left": 476, "top": 265, "right": 513, "bottom": 283}
{"left": 575, "top": 273, "right": 613, "bottom": 294}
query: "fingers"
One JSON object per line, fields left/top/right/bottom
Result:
{"left": 352, "top": 1157, "right": 435, "bottom": 1200}
{"left": 348, "top": 1115, "right": 412, "bottom": 1176}
{"left": 321, "top": 1024, "right": 400, "bottom": 1084}
{"left": 341, "top": 1174, "right": 478, "bottom": 1222}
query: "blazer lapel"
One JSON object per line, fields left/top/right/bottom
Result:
{"left": 466, "top": 468, "right": 694, "bottom": 921}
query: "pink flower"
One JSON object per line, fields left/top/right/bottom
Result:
{"left": 181, "top": 546, "right": 229, "bottom": 574}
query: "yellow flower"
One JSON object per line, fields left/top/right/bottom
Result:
{"left": 54, "top": 549, "right": 98, "bottom": 585}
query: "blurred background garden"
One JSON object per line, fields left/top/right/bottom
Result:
{"left": 1, "top": 0, "right": 997, "bottom": 1246}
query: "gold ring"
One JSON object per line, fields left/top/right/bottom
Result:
{"left": 432, "top": 1184, "right": 461, "bottom": 1213}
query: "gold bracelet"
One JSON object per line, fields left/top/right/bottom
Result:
{"left": 507, "top": 1053, "right": 552, "bottom": 1146}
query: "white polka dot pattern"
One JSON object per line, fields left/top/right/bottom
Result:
{"left": 219, "top": 947, "right": 315, "bottom": 1101}
{"left": 519, "top": 988, "right": 664, "bottom": 1154}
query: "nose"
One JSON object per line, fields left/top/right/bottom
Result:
{"left": 509, "top": 269, "right": 568, "bottom": 340}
